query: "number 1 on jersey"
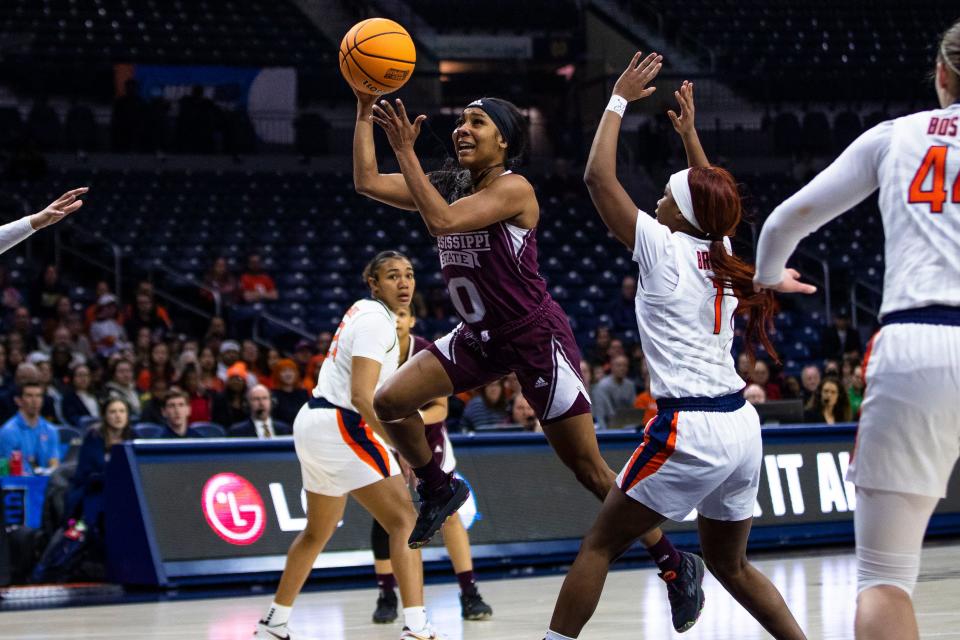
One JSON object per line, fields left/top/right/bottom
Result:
{"left": 908, "top": 145, "right": 960, "bottom": 213}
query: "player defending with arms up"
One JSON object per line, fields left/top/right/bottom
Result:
{"left": 755, "top": 21, "right": 960, "bottom": 640}
{"left": 352, "top": 83, "right": 702, "bottom": 630}
{"left": 545, "top": 54, "right": 806, "bottom": 640}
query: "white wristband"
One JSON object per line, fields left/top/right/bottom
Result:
{"left": 606, "top": 94, "right": 628, "bottom": 118}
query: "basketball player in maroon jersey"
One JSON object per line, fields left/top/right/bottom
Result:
{"left": 352, "top": 87, "right": 704, "bottom": 631}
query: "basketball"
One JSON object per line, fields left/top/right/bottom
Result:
{"left": 339, "top": 18, "right": 416, "bottom": 95}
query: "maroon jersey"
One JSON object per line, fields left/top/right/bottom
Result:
{"left": 436, "top": 208, "right": 548, "bottom": 332}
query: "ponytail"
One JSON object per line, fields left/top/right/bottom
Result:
{"left": 688, "top": 167, "right": 779, "bottom": 364}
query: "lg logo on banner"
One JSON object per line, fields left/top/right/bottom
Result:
{"left": 201, "top": 473, "right": 266, "bottom": 545}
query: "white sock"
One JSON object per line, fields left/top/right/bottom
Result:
{"left": 403, "top": 606, "right": 428, "bottom": 631}
{"left": 545, "top": 631, "right": 576, "bottom": 640}
{"left": 262, "top": 602, "right": 292, "bottom": 627}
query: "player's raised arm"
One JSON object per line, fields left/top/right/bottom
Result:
{"left": 583, "top": 52, "right": 662, "bottom": 250}
{"left": 754, "top": 123, "right": 889, "bottom": 293}
{"left": 667, "top": 81, "right": 710, "bottom": 168}
{"left": 371, "top": 98, "right": 534, "bottom": 235}
{"left": 0, "top": 187, "right": 88, "bottom": 256}
{"left": 352, "top": 88, "right": 419, "bottom": 211}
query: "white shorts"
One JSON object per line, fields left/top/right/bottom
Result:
{"left": 293, "top": 398, "right": 399, "bottom": 497}
{"left": 847, "top": 321, "right": 960, "bottom": 498}
{"left": 617, "top": 394, "right": 761, "bottom": 522}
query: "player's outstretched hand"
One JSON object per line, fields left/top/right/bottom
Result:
{"left": 613, "top": 52, "right": 662, "bottom": 103}
{"left": 753, "top": 268, "right": 818, "bottom": 295}
{"left": 667, "top": 80, "right": 696, "bottom": 136}
{"left": 370, "top": 98, "right": 427, "bottom": 152}
{"left": 30, "top": 187, "right": 88, "bottom": 230}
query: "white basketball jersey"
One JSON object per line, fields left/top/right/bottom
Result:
{"left": 633, "top": 216, "right": 744, "bottom": 399}
{"left": 314, "top": 298, "right": 399, "bottom": 412}
{"left": 877, "top": 102, "right": 960, "bottom": 317}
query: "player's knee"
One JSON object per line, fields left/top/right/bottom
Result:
{"left": 570, "top": 461, "right": 611, "bottom": 499}
{"left": 857, "top": 546, "right": 920, "bottom": 596}
{"left": 704, "top": 553, "right": 748, "bottom": 584}
{"left": 372, "top": 386, "right": 404, "bottom": 423}
{"left": 382, "top": 507, "right": 416, "bottom": 539}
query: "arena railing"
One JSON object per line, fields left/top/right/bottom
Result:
{"left": 53, "top": 225, "right": 123, "bottom": 304}
{"left": 850, "top": 278, "right": 882, "bottom": 328}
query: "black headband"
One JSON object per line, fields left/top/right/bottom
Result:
{"left": 466, "top": 98, "right": 520, "bottom": 157}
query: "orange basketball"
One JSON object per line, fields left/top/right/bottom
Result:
{"left": 339, "top": 18, "right": 416, "bottom": 95}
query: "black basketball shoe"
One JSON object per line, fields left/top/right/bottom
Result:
{"left": 460, "top": 592, "right": 493, "bottom": 620}
{"left": 372, "top": 589, "right": 398, "bottom": 624}
{"left": 660, "top": 551, "right": 706, "bottom": 633}
{"left": 407, "top": 476, "right": 469, "bottom": 549}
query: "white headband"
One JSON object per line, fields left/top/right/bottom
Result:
{"left": 668, "top": 168, "right": 702, "bottom": 232}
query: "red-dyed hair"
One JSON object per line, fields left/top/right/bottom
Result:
{"left": 687, "top": 166, "right": 779, "bottom": 363}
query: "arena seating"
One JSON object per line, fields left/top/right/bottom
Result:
{"left": 4, "top": 163, "right": 856, "bottom": 375}
{"left": 628, "top": 0, "right": 956, "bottom": 100}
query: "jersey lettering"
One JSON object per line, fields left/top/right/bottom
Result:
{"left": 907, "top": 146, "right": 960, "bottom": 214}
{"left": 927, "top": 116, "right": 959, "bottom": 137}
{"left": 447, "top": 276, "right": 486, "bottom": 324}
{"left": 696, "top": 250, "right": 712, "bottom": 270}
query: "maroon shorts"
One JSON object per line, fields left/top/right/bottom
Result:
{"left": 427, "top": 298, "right": 591, "bottom": 424}
{"left": 425, "top": 423, "right": 456, "bottom": 472}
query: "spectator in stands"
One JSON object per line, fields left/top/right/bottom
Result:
{"left": 229, "top": 384, "right": 292, "bottom": 438}
{"left": 48, "top": 326, "right": 84, "bottom": 366}
{"left": 28, "top": 351, "right": 62, "bottom": 424}
{"left": 743, "top": 384, "right": 767, "bottom": 406}
{"left": 0, "top": 382, "right": 59, "bottom": 474}
{"left": 204, "top": 316, "right": 227, "bottom": 354}
{"left": 60, "top": 363, "right": 99, "bottom": 427}
{"left": 752, "top": 359, "right": 782, "bottom": 400}
{"left": 65, "top": 397, "right": 132, "bottom": 548}
{"left": 605, "top": 339, "right": 626, "bottom": 368}
{"left": 736, "top": 352, "right": 753, "bottom": 383}
{"left": 10, "top": 305, "right": 39, "bottom": 352}
{"left": 579, "top": 360, "right": 595, "bottom": 392}
{"left": 105, "top": 358, "right": 141, "bottom": 418}
{"left": 212, "top": 362, "right": 249, "bottom": 428}
{"left": 89, "top": 294, "right": 127, "bottom": 357}
{"left": 800, "top": 364, "right": 821, "bottom": 404}
{"left": 198, "top": 346, "right": 224, "bottom": 394}
{"left": 293, "top": 339, "right": 314, "bottom": 385}
{"left": 65, "top": 312, "right": 93, "bottom": 361}
{"left": 125, "top": 292, "right": 172, "bottom": 341}
{"left": 138, "top": 377, "right": 169, "bottom": 425}
{"left": 591, "top": 355, "right": 636, "bottom": 430}
{"left": 781, "top": 375, "right": 802, "bottom": 400}
{"left": 176, "top": 85, "right": 220, "bottom": 153}
{"left": 50, "top": 343, "right": 76, "bottom": 384}
{"left": 52, "top": 295, "right": 72, "bottom": 328}
{"left": 0, "top": 362, "right": 40, "bottom": 421}
{"left": 848, "top": 365, "right": 865, "bottom": 417}
{"left": 136, "top": 341, "right": 175, "bottom": 392}
{"left": 820, "top": 313, "right": 861, "bottom": 361}
{"left": 217, "top": 340, "right": 241, "bottom": 380}
{"left": 303, "top": 331, "right": 332, "bottom": 391}
{"left": 180, "top": 365, "right": 212, "bottom": 424}
{"left": 239, "top": 254, "right": 278, "bottom": 304}
{"left": 270, "top": 359, "right": 307, "bottom": 426}
{"left": 510, "top": 394, "right": 541, "bottom": 433}
{"left": 804, "top": 378, "right": 852, "bottom": 425}
{"left": 31, "top": 265, "right": 66, "bottom": 320}
{"left": 241, "top": 340, "right": 270, "bottom": 386}
{"left": 607, "top": 276, "right": 637, "bottom": 333}
{"left": 202, "top": 257, "right": 238, "bottom": 305}
{"left": 160, "top": 388, "right": 200, "bottom": 438}
{"left": 83, "top": 281, "right": 112, "bottom": 329}
{"left": 459, "top": 380, "right": 509, "bottom": 432}
{"left": 264, "top": 348, "right": 280, "bottom": 385}
{"left": 588, "top": 326, "right": 612, "bottom": 365}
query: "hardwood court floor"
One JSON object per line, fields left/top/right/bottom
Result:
{"left": 4, "top": 543, "right": 960, "bottom": 639}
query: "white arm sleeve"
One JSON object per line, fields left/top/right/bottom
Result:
{"left": 632, "top": 209, "right": 673, "bottom": 277}
{"left": 350, "top": 312, "right": 396, "bottom": 363}
{"left": 755, "top": 122, "right": 892, "bottom": 285}
{"left": 0, "top": 217, "right": 35, "bottom": 255}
